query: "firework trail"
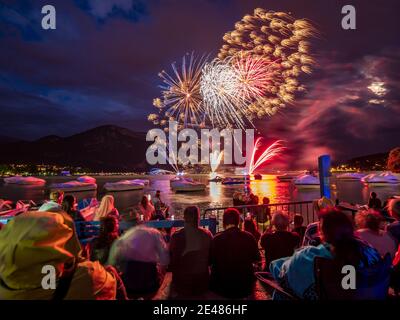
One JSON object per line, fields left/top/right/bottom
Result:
{"left": 248, "top": 138, "right": 285, "bottom": 174}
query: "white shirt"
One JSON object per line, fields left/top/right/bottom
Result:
{"left": 108, "top": 225, "right": 169, "bottom": 266}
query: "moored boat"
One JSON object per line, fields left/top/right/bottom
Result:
{"left": 3, "top": 176, "right": 46, "bottom": 185}
{"left": 104, "top": 180, "right": 146, "bottom": 192}
{"left": 363, "top": 172, "right": 400, "bottom": 187}
{"left": 170, "top": 178, "right": 206, "bottom": 192}
{"left": 49, "top": 181, "right": 97, "bottom": 192}
{"left": 221, "top": 177, "right": 246, "bottom": 185}
{"left": 277, "top": 174, "right": 297, "bottom": 182}
{"left": 77, "top": 175, "right": 97, "bottom": 184}
{"left": 294, "top": 174, "right": 320, "bottom": 189}
{"left": 336, "top": 172, "right": 365, "bottom": 181}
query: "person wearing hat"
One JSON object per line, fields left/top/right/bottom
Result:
{"left": 0, "top": 211, "right": 120, "bottom": 300}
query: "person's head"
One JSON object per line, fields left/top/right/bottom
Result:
{"left": 293, "top": 214, "right": 304, "bottom": 227}
{"left": 317, "top": 196, "right": 335, "bottom": 210}
{"left": 0, "top": 211, "right": 82, "bottom": 292}
{"left": 370, "top": 192, "right": 377, "bottom": 199}
{"left": 155, "top": 190, "right": 161, "bottom": 198}
{"left": 271, "top": 212, "right": 290, "bottom": 231}
{"left": 355, "top": 210, "right": 382, "bottom": 232}
{"left": 94, "top": 195, "right": 115, "bottom": 220}
{"left": 319, "top": 208, "right": 359, "bottom": 264}
{"left": 262, "top": 197, "right": 270, "bottom": 205}
{"left": 183, "top": 206, "right": 200, "bottom": 228}
{"left": 140, "top": 195, "right": 148, "bottom": 208}
{"left": 50, "top": 191, "right": 64, "bottom": 204}
{"left": 253, "top": 195, "right": 259, "bottom": 205}
{"left": 61, "top": 195, "right": 76, "bottom": 214}
{"left": 387, "top": 198, "right": 400, "bottom": 220}
{"left": 223, "top": 208, "right": 240, "bottom": 229}
{"left": 100, "top": 215, "right": 119, "bottom": 237}
{"left": 319, "top": 208, "right": 354, "bottom": 243}
{"left": 243, "top": 218, "right": 257, "bottom": 234}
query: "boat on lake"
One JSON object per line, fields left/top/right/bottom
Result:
{"left": 49, "top": 181, "right": 97, "bottom": 192}
{"left": 362, "top": 172, "right": 400, "bottom": 187}
{"left": 336, "top": 172, "right": 365, "bottom": 181}
{"left": 221, "top": 177, "right": 247, "bottom": 185}
{"left": 104, "top": 179, "right": 147, "bottom": 192}
{"left": 3, "top": 176, "right": 46, "bottom": 185}
{"left": 170, "top": 177, "right": 206, "bottom": 192}
{"left": 294, "top": 174, "right": 320, "bottom": 189}
{"left": 77, "top": 175, "right": 97, "bottom": 184}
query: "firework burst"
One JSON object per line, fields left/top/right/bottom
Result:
{"left": 219, "top": 8, "right": 317, "bottom": 118}
{"left": 149, "top": 53, "right": 208, "bottom": 130}
{"left": 200, "top": 56, "right": 253, "bottom": 129}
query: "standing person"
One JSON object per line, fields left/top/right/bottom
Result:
{"left": 368, "top": 192, "right": 382, "bottom": 210}
{"left": 257, "top": 197, "right": 272, "bottom": 232}
{"left": 210, "top": 208, "right": 261, "bottom": 299}
{"left": 138, "top": 195, "right": 155, "bottom": 221}
{"left": 243, "top": 218, "right": 261, "bottom": 243}
{"left": 90, "top": 216, "right": 120, "bottom": 265}
{"left": 152, "top": 190, "right": 169, "bottom": 220}
{"left": 260, "top": 212, "right": 300, "bottom": 270}
{"left": 355, "top": 210, "right": 397, "bottom": 258}
{"left": 169, "top": 206, "right": 213, "bottom": 298}
{"left": 93, "top": 195, "right": 119, "bottom": 221}
{"left": 108, "top": 225, "right": 169, "bottom": 298}
{"left": 292, "top": 214, "right": 307, "bottom": 243}
{"left": 62, "top": 195, "right": 85, "bottom": 222}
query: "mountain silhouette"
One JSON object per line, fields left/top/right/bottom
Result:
{"left": 0, "top": 125, "right": 151, "bottom": 171}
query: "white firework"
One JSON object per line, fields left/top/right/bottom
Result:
{"left": 200, "top": 57, "right": 253, "bottom": 129}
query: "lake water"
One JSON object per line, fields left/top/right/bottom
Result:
{"left": 1, "top": 174, "right": 400, "bottom": 218}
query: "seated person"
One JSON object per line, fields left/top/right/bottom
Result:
{"left": 260, "top": 212, "right": 300, "bottom": 270}
{"left": 62, "top": 195, "right": 85, "bottom": 222}
{"left": 108, "top": 225, "right": 169, "bottom": 297}
{"left": 138, "top": 196, "right": 155, "bottom": 221}
{"left": 0, "top": 211, "right": 119, "bottom": 299}
{"left": 303, "top": 197, "right": 336, "bottom": 246}
{"left": 355, "top": 210, "right": 397, "bottom": 258}
{"left": 169, "top": 206, "right": 213, "bottom": 298}
{"left": 368, "top": 192, "right": 382, "bottom": 210}
{"left": 292, "top": 214, "right": 307, "bottom": 243}
{"left": 38, "top": 191, "right": 64, "bottom": 212}
{"left": 90, "top": 215, "right": 120, "bottom": 265}
{"left": 93, "top": 195, "right": 119, "bottom": 221}
{"left": 243, "top": 218, "right": 261, "bottom": 243}
{"left": 210, "top": 208, "right": 261, "bottom": 299}
{"left": 270, "top": 209, "right": 382, "bottom": 300}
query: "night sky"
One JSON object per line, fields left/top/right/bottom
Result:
{"left": 1, "top": 0, "right": 400, "bottom": 167}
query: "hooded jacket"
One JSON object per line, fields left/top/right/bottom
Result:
{"left": 0, "top": 211, "right": 116, "bottom": 300}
